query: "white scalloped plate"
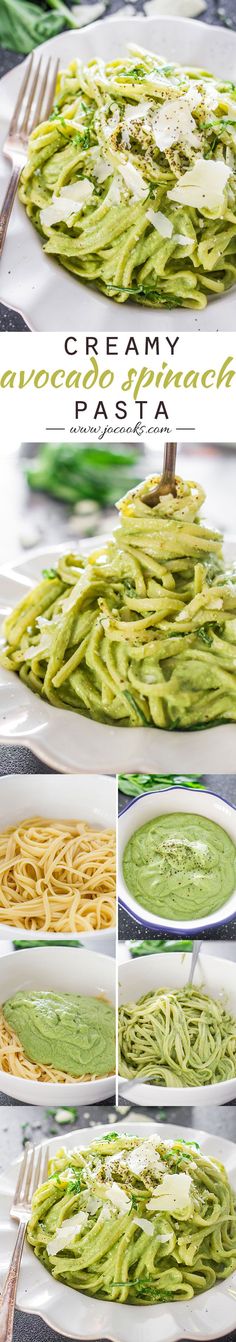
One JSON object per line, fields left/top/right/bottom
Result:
{"left": 0, "top": 16, "right": 236, "bottom": 332}
{"left": 1, "top": 1121, "right": 236, "bottom": 1341}
{"left": 1, "top": 539, "right": 236, "bottom": 773}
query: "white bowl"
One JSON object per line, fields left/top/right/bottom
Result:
{"left": 0, "top": 771, "right": 116, "bottom": 949}
{"left": 1, "top": 1120, "right": 236, "bottom": 1341}
{"left": 0, "top": 16, "right": 236, "bottom": 332}
{"left": 0, "top": 946, "right": 115, "bottom": 1104}
{"left": 118, "top": 786, "right": 236, "bottom": 934}
{"left": 1, "top": 540, "right": 236, "bottom": 773}
{"left": 118, "top": 950, "right": 236, "bottom": 1107}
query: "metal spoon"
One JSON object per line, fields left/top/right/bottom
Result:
{"left": 187, "top": 939, "right": 202, "bottom": 985}
{"left": 143, "top": 442, "right": 177, "bottom": 507}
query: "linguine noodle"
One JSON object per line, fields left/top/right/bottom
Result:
{"left": 0, "top": 817, "right": 116, "bottom": 932}
{"left": 118, "top": 985, "right": 236, "bottom": 1087}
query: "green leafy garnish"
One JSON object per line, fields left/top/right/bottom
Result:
{"left": 118, "top": 773, "right": 202, "bottom": 796}
{"left": 42, "top": 568, "right": 58, "bottom": 580}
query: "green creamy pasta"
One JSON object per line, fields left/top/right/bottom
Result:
{"left": 2, "top": 474, "right": 236, "bottom": 731}
{"left": 27, "top": 1132, "right": 236, "bottom": 1302}
{"left": 118, "top": 985, "right": 236, "bottom": 1086}
{"left": 19, "top": 46, "right": 236, "bottom": 309}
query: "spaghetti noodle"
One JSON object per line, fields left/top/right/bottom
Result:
{"left": 19, "top": 47, "right": 236, "bottom": 310}
{"left": 27, "top": 1131, "right": 236, "bottom": 1302}
{"left": 0, "top": 817, "right": 116, "bottom": 932}
{"left": 118, "top": 985, "right": 236, "bottom": 1087}
{"left": 2, "top": 474, "right": 236, "bottom": 731}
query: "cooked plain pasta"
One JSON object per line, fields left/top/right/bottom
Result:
{"left": 27, "top": 1132, "right": 236, "bottom": 1302}
{"left": 118, "top": 985, "right": 236, "bottom": 1086}
{"left": 0, "top": 817, "right": 116, "bottom": 931}
{"left": 19, "top": 48, "right": 236, "bottom": 309}
{"left": 2, "top": 474, "right": 236, "bottom": 731}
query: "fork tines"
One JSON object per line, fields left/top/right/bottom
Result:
{"left": 9, "top": 53, "right": 59, "bottom": 143}
{"left": 13, "top": 1143, "right": 49, "bottom": 1211}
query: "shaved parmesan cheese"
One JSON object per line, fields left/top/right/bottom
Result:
{"left": 104, "top": 106, "right": 120, "bottom": 138}
{"left": 60, "top": 181, "right": 94, "bottom": 204}
{"left": 118, "top": 159, "right": 148, "bottom": 200}
{"left": 122, "top": 100, "right": 151, "bottom": 149}
{"left": 100, "top": 1204, "right": 112, "bottom": 1221}
{"left": 168, "top": 158, "right": 231, "bottom": 211}
{"left": 203, "top": 85, "right": 220, "bottom": 112}
{"left": 105, "top": 1148, "right": 126, "bottom": 1170}
{"left": 41, "top": 180, "right": 94, "bottom": 228}
{"left": 41, "top": 200, "right": 80, "bottom": 227}
{"left": 128, "top": 1141, "right": 161, "bottom": 1177}
{"left": 144, "top": 0, "right": 206, "bottom": 16}
{"left": 92, "top": 156, "right": 111, "bottom": 184}
{"left": 134, "top": 1216, "right": 154, "bottom": 1237}
{"left": 185, "top": 86, "right": 201, "bottom": 111}
{"left": 152, "top": 97, "right": 200, "bottom": 152}
{"left": 105, "top": 1182, "right": 131, "bottom": 1213}
{"left": 24, "top": 636, "right": 51, "bottom": 660}
{"left": 47, "top": 1211, "right": 88, "bottom": 1256}
{"left": 146, "top": 208, "right": 173, "bottom": 237}
{"left": 105, "top": 178, "right": 121, "bottom": 206}
{"left": 174, "top": 233, "right": 194, "bottom": 245}
{"left": 86, "top": 1196, "right": 101, "bottom": 1215}
{"left": 70, "top": 2, "right": 105, "bottom": 26}
{"left": 86, "top": 1158, "right": 102, "bottom": 1180}
{"left": 124, "top": 100, "right": 151, "bottom": 124}
{"left": 147, "top": 1172, "right": 192, "bottom": 1214}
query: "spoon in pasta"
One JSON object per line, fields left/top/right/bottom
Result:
{"left": 143, "top": 442, "right": 177, "bottom": 507}
{"left": 188, "top": 939, "right": 202, "bottom": 985}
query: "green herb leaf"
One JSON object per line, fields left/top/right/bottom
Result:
{"left": 0, "top": 0, "right": 77, "bottom": 55}
{"left": 42, "top": 567, "right": 58, "bottom": 580}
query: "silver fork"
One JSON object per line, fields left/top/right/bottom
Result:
{"left": 0, "top": 1143, "right": 49, "bottom": 1342}
{"left": 0, "top": 52, "right": 59, "bottom": 257}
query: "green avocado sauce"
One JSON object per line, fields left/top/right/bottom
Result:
{"left": 3, "top": 991, "right": 115, "bottom": 1077}
{"left": 123, "top": 812, "right": 236, "bottom": 921}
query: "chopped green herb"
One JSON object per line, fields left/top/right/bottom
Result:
{"left": 42, "top": 567, "right": 58, "bottom": 580}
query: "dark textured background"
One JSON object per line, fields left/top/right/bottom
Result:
{"left": 0, "top": 0, "right": 235, "bottom": 329}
